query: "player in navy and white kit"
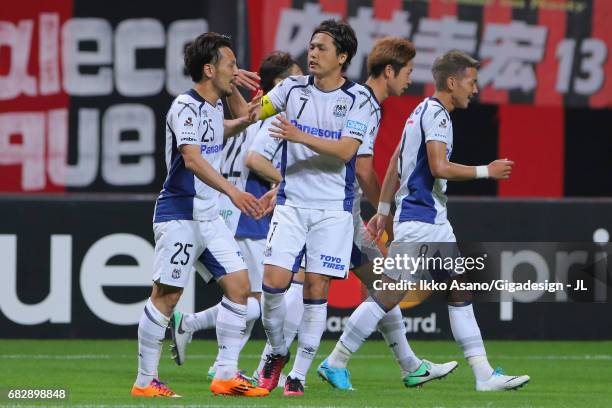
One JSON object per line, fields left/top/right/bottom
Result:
{"left": 131, "top": 33, "right": 269, "bottom": 398}
{"left": 168, "top": 52, "right": 304, "bottom": 382}
{"left": 325, "top": 50, "right": 530, "bottom": 392}
{"left": 254, "top": 20, "right": 373, "bottom": 396}
{"left": 245, "top": 57, "right": 311, "bottom": 386}
{"left": 318, "top": 37, "right": 457, "bottom": 390}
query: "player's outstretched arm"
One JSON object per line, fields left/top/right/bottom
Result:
{"left": 180, "top": 144, "right": 264, "bottom": 219}
{"left": 356, "top": 155, "right": 381, "bottom": 207}
{"left": 426, "top": 141, "right": 514, "bottom": 181}
{"left": 269, "top": 115, "right": 360, "bottom": 162}
{"left": 245, "top": 151, "right": 282, "bottom": 184}
{"left": 223, "top": 90, "right": 263, "bottom": 138}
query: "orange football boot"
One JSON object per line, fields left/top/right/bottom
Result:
{"left": 210, "top": 372, "right": 270, "bottom": 397}
{"left": 131, "top": 379, "right": 181, "bottom": 398}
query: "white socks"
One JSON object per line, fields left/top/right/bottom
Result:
{"left": 239, "top": 297, "right": 261, "bottom": 351}
{"left": 288, "top": 301, "right": 327, "bottom": 381}
{"left": 261, "top": 287, "right": 288, "bottom": 356}
{"left": 135, "top": 298, "right": 169, "bottom": 387}
{"left": 182, "top": 304, "right": 218, "bottom": 332}
{"left": 468, "top": 355, "right": 495, "bottom": 381}
{"left": 448, "top": 303, "right": 493, "bottom": 381}
{"left": 256, "top": 281, "right": 304, "bottom": 375}
{"left": 182, "top": 295, "right": 259, "bottom": 344}
{"left": 378, "top": 305, "right": 422, "bottom": 374}
{"left": 215, "top": 296, "right": 247, "bottom": 380}
{"left": 331, "top": 297, "right": 387, "bottom": 368}
{"left": 283, "top": 282, "right": 305, "bottom": 347}
{"left": 330, "top": 302, "right": 421, "bottom": 374}
{"left": 328, "top": 341, "right": 352, "bottom": 369}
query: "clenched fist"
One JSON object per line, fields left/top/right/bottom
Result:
{"left": 488, "top": 159, "right": 514, "bottom": 180}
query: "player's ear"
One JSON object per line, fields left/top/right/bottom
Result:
{"left": 202, "top": 63, "right": 215, "bottom": 79}
{"left": 447, "top": 76, "right": 456, "bottom": 92}
{"left": 338, "top": 52, "right": 347, "bottom": 66}
{"left": 384, "top": 64, "right": 394, "bottom": 79}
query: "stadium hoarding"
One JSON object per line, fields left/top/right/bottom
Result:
{"left": 251, "top": 0, "right": 612, "bottom": 108}
{"left": 1, "top": 196, "right": 610, "bottom": 339}
{"left": 1, "top": 0, "right": 612, "bottom": 197}
{"left": 0, "top": 0, "right": 244, "bottom": 194}
{"left": 251, "top": 0, "right": 612, "bottom": 199}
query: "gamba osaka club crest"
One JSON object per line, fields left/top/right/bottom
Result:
{"left": 333, "top": 97, "right": 350, "bottom": 118}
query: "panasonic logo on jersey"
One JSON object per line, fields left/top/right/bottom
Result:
{"left": 201, "top": 144, "right": 223, "bottom": 154}
{"left": 290, "top": 120, "right": 341, "bottom": 139}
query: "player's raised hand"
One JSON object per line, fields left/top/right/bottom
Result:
{"left": 235, "top": 69, "right": 261, "bottom": 91}
{"left": 270, "top": 114, "right": 304, "bottom": 143}
{"left": 247, "top": 90, "right": 263, "bottom": 123}
{"left": 488, "top": 158, "right": 514, "bottom": 180}
{"left": 230, "top": 189, "right": 264, "bottom": 219}
{"left": 367, "top": 213, "right": 388, "bottom": 242}
{"left": 259, "top": 186, "right": 278, "bottom": 216}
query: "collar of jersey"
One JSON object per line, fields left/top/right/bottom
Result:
{"left": 309, "top": 75, "right": 355, "bottom": 93}
{"left": 428, "top": 96, "right": 448, "bottom": 112}
{"left": 362, "top": 83, "right": 380, "bottom": 106}
{"left": 187, "top": 88, "right": 218, "bottom": 108}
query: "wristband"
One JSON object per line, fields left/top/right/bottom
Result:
{"left": 377, "top": 202, "right": 391, "bottom": 216}
{"left": 475, "top": 165, "right": 489, "bottom": 179}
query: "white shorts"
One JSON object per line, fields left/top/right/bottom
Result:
{"left": 393, "top": 220, "right": 456, "bottom": 243}
{"left": 152, "top": 218, "right": 247, "bottom": 287}
{"left": 299, "top": 216, "right": 381, "bottom": 270}
{"left": 385, "top": 220, "right": 460, "bottom": 283}
{"left": 264, "top": 205, "right": 353, "bottom": 278}
{"left": 351, "top": 216, "right": 382, "bottom": 268}
{"left": 236, "top": 237, "right": 265, "bottom": 292}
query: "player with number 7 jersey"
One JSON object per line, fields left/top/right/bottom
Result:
{"left": 255, "top": 20, "right": 375, "bottom": 396}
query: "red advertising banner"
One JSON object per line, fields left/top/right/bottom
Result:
{"left": 252, "top": 0, "right": 612, "bottom": 108}
{"left": 0, "top": 0, "right": 73, "bottom": 193}
{"left": 249, "top": 0, "right": 612, "bottom": 198}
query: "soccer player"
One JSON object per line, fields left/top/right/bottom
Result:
{"left": 130, "top": 32, "right": 269, "bottom": 398}
{"left": 254, "top": 20, "right": 374, "bottom": 396}
{"left": 322, "top": 50, "right": 530, "bottom": 392}
{"left": 316, "top": 37, "right": 457, "bottom": 390}
{"left": 245, "top": 55, "right": 308, "bottom": 385}
{"left": 168, "top": 52, "right": 304, "bottom": 381}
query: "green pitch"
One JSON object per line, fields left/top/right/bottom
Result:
{"left": 2, "top": 339, "right": 611, "bottom": 407}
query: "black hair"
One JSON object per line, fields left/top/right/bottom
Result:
{"left": 184, "top": 32, "right": 233, "bottom": 82}
{"left": 311, "top": 19, "right": 357, "bottom": 72}
{"left": 259, "top": 51, "right": 299, "bottom": 93}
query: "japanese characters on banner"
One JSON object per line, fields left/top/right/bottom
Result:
{"left": 258, "top": 0, "right": 611, "bottom": 107}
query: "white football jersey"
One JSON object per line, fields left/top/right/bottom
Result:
{"left": 218, "top": 117, "right": 280, "bottom": 239}
{"left": 395, "top": 97, "right": 453, "bottom": 225}
{"left": 266, "top": 75, "right": 374, "bottom": 211}
{"left": 353, "top": 83, "right": 382, "bottom": 216}
{"left": 154, "top": 89, "right": 224, "bottom": 222}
